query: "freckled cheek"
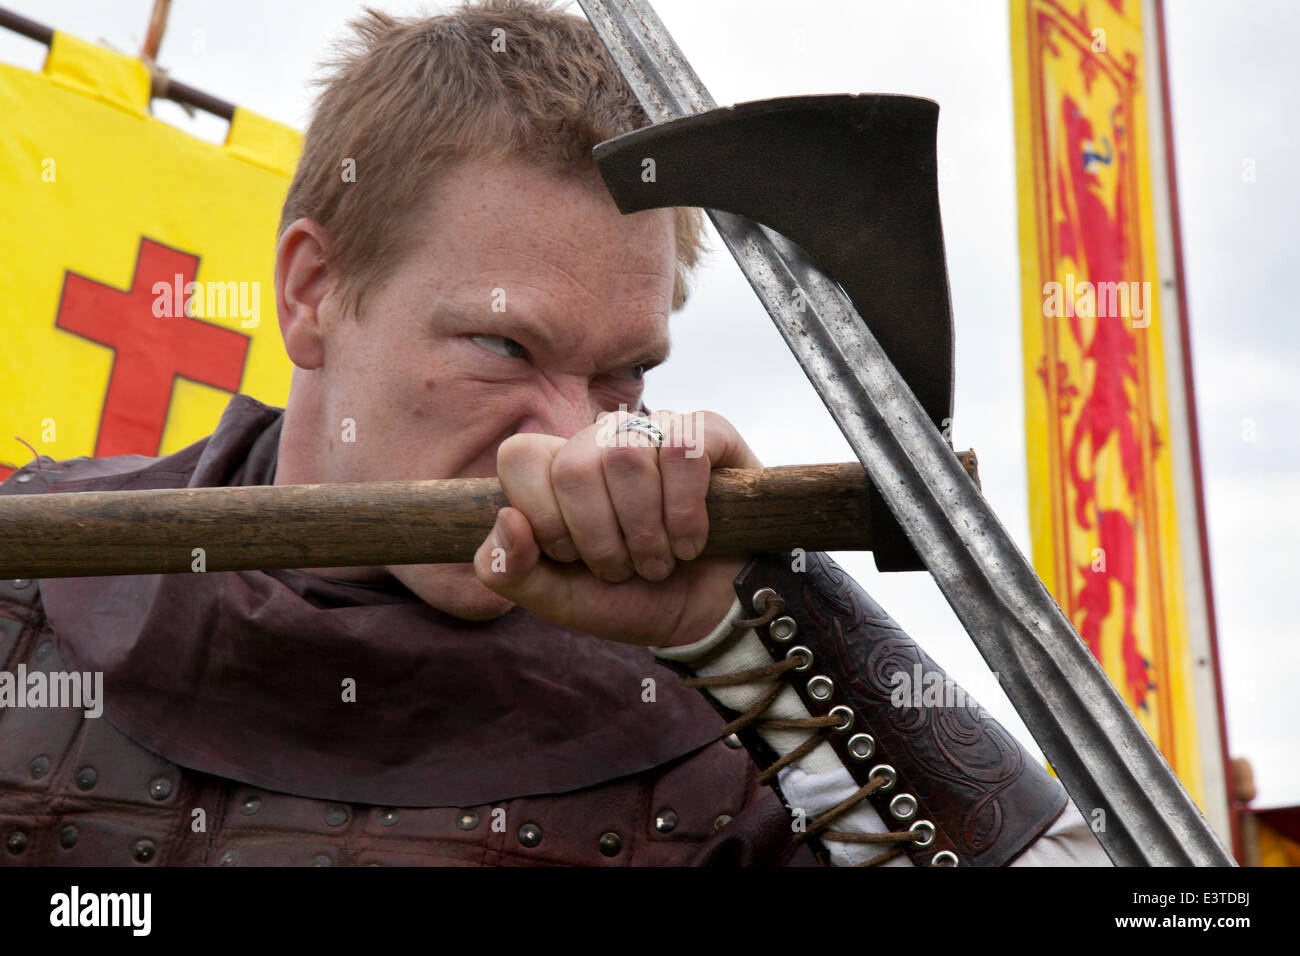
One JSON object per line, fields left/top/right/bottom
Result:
{"left": 405, "top": 377, "right": 436, "bottom": 417}
{"left": 406, "top": 376, "right": 466, "bottom": 422}
{"left": 401, "top": 373, "right": 519, "bottom": 436}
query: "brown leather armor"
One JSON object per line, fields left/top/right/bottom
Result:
{"left": 0, "top": 575, "right": 814, "bottom": 867}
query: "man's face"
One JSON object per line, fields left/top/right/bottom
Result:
{"left": 296, "top": 159, "right": 677, "bottom": 620}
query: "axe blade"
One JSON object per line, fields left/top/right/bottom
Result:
{"left": 592, "top": 93, "right": 956, "bottom": 571}
{"left": 577, "top": 0, "right": 1233, "bottom": 867}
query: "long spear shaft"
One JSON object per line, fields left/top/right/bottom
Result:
{"left": 0, "top": 462, "right": 891, "bottom": 578}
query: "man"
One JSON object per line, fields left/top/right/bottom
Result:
{"left": 0, "top": 0, "right": 1107, "bottom": 866}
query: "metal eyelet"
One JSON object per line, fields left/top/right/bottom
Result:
{"left": 769, "top": 616, "right": 797, "bottom": 641}
{"left": 829, "top": 705, "right": 854, "bottom": 732}
{"left": 751, "top": 587, "right": 780, "bottom": 613}
{"left": 807, "top": 675, "right": 833, "bottom": 701}
{"left": 786, "top": 646, "right": 812, "bottom": 671}
{"left": 932, "top": 850, "right": 959, "bottom": 867}
{"left": 847, "top": 733, "right": 875, "bottom": 759}
{"left": 869, "top": 764, "right": 896, "bottom": 792}
{"left": 889, "top": 793, "right": 917, "bottom": 821}
{"left": 909, "top": 820, "right": 935, "bottom": 847}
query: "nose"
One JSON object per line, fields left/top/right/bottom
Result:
{"left": 513, "top": 378, "right": 599, "bottom": 440}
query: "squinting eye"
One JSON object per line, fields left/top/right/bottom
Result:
{"left": 471, "top": 334, "right": 528, "bottom": 360}
{"left": 611, "top": 364, "right": 646, "bottom": 382}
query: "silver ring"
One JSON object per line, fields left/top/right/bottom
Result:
{"left": 616, "top": 416, "right": 664, "bottom": 447}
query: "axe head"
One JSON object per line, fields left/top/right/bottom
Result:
{"left": 593, "top": 94, "right": 957, "bottom": 571}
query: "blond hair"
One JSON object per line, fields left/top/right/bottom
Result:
{"left": 279, "top": 0, "right": 707, "bottom": 317}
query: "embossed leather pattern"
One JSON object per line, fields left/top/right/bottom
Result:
{"left": 733, "top": 552, "right": 1067, "bottom": 867}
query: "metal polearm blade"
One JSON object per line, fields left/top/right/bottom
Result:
{"left": 577, "top": 0, "right": 1233, "bottom": 867}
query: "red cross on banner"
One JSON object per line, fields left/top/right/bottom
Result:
{"left": 54, "top": 238, "right": 251, "bottom": 459}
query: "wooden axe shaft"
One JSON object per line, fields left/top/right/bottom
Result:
{"left": 0, "top": 459, "right": 978, "bottom": 578}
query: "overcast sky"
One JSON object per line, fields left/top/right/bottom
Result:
{"left": 1, "top": 0, "right": 1295, "bottom": 810}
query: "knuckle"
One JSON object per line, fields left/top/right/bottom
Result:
{"left": 496, "top": 432, "right": 530, "bottom": 461}
{"left": 656, "top": 441, "right": 690, "bottom": 467}
{"left": 664, "top": 502, "right": 703, "bottom": 528}
{"left": 697, "top": 407, "right": 727, "bottom": 431}
{"left": 549, "top": 452, "right": 592, "bottom": 495}
{"left": 545, "top": 535, "right": 579, "bottom": 561}
{"left": 602, "top": 442, "right": 653, "bottom": 474}
{"left": 529, "top": 511, "right": 566, "bottom": 543}
{"left": 497, "top": 433, "right": 544, "bottom": 472}
{"left": 666, "top": 517, "right": 707, "bottom": 546}
{"left": 625, "top": 527, "right": 667, "bottom": 557}
{"left": 584, "top": 545, "right": 630, "bottom": 577}
{"left": 583, "top": 540, "right": 626, "bottom": 564}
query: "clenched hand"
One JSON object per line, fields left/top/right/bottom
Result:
{"left": 473, "top": 409, "right": 762, "bottom": 647}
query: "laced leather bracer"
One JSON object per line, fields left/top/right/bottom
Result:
{"left": 660, "top": 551, "right": 1068, "bottom": 867}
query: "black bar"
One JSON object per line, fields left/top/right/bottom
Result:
{"left": 0, "top": 864, "right": 1283, "bottom": 942}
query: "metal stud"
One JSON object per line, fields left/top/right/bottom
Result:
{"left": 132, "top": 839, "right": 156, "bottom": 863}
{"left": 29, "top": 755, "right": 50, "bottom": 779}
{"left": 807, "top": 675, "right": 834, "bottom": 701}
{"left": 869, "top": 764, "right": 897, "bottom": 792}
{"left": 15, "top": 472, "right": 33, "bottom": 483}
{"left": 847, "top": 734, "right": 875, "bottom": 760}
{"left": 786, "top": 645, "right": 813, "bottom": 671}
{"left": 890, "top": 793, "right": 918, "bottom": 821}
{"left": 829, "top": 705, "right": 854, "bottom": 732}
{"left": 714, "top": 814, "right": 732, "bottom": 830}
{"left": 219, "top": 850, "right": 238, "bottom": 867}
{"left": 456, "top": 811, "right": 479, "bottom": 831}
{"left": 240, "top": 796, "right": 261, "bottom": 815}
{"left": 518, "top": 823, "right": 542, "bottom": 847}
{"left": 60, "top": 825, "right": 78, "bottom": 849}
{"left": 6, "top": 831, "right": 27, "bottom": 854}
{"left": 932, "top": 850, "right": 959, "bottom": 866}
{"left": 34, "top": 641, "right": 51, "bottom": 661}
{"left": 909, "top": 820, "right": 935, "bottom": 848}
{"left": 311, "top": 854, "right": 332, "bottom": 867}
{"left": 598, "top": 832, "right": 623, "bottom": 857}
{"left": 148, "top": 778, "right": 172, "bottom": 801}
{"left": 769, "top": 616, "right": 797, "bottom": 641}
{"left": 750, "top": 587, "right": 779, "bottom": 613}
{"left": 654, "top": 809, "right": 678, "bottom": 833}
{"left": 11, "top": 579, "right": 30, "bottom": 589}
{"left": 324, "top": 806, "right": 349, "bottom": 827}
{"left": 379, "top": 809, "right": 400, "bottom": 827}
{"left": 75, "top": 767, "right": 97, "bottom": 791}
{"left": 722, "top": 733, "right": 743, "bottom": 749}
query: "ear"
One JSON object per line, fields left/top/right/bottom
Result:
{"left": 275, "top": 218, "right": 334, "bottom": 370}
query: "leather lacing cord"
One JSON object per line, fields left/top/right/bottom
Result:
{"left": 680, "top": 591, "right": 926, "bottom": 867}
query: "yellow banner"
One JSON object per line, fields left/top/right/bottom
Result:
{"left": 0, "top": 32, "right": 300, "bottom": 480}
{"left": 1011, "top": 0, "right": 1211, "bottom": 810}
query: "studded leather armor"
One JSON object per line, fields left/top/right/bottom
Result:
{"left": 0, "top": 575, "right": 819, "bottom": 867}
